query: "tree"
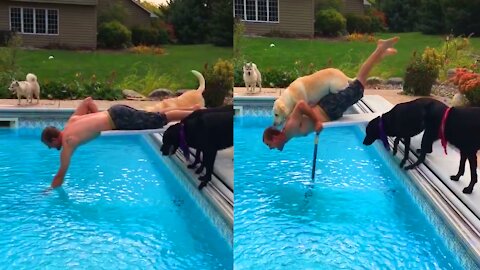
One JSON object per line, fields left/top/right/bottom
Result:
{"left": 168, "top": 0, "right": 208, "bottom": 44}
{"left": 208, "top": 0, "right": 233, "bottom": 46}
{"left": 380, "top": 0, "right": 420, "bottom": 32}
{"left": 442, "top": 0, "right": 480, "bottom": 37}
{"left": 417, "top": 0, "right": 446, "bottom": 35}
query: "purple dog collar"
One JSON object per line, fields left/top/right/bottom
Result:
{"left": 179, "top": 123, "right": 190, "bottom": 161}
{"left": 378, "top": 117, "right": 390, "bottom": 151}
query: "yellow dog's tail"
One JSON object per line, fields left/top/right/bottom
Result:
{"left": 191, "top": 70, "right": 205, "bottom": 94}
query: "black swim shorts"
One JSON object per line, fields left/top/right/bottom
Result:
{"left": 107, "top": 105, "right": 167, "bottom": 130}
{"left": 317, "top": 79, "right": 364, "bottom": 121}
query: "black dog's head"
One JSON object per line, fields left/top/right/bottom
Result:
{"left": 160, "top": 123, "right": 182, "bottom": 156}
{"left": 363, "top": 116, "right": 381, "bottom": 145}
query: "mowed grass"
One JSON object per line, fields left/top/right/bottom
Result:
{"left": 239, "top": 32, "right": 480, "bottom": 79}
{"left": 3, "top": 44, "right": 232, "bottom": 89}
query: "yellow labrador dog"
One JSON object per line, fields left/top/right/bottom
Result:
{"left": 272, "top": 68, "right": 353, "bottom": 126}
{"left": 146, "top": 70, "right": 205, "bottom": 112}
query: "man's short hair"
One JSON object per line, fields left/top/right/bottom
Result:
{"left": 263, "top": 126, "right": 282, "bottom": 141}
{"left": 41, "top": 126, "right": 60, "bottom": 143}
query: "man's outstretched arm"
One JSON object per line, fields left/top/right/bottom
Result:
{"left": 50, "top": 147, "right": 73, "bottom": 188}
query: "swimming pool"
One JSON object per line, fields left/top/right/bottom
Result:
{"left": 234, "top": 115, "right": 476, "bottom": 269}
{"left": 0, "top": 128, "right": 232, "bottom": 269}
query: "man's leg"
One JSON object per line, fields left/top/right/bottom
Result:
{"left": 356, "top": 37, "right": 399, "bottom": 86}
{"left": 158, "top": 105, "right": 203, "bottom": 114}
{"left": 72, "top": 97, "right": 99, "bottom": 116}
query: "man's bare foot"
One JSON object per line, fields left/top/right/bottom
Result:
{"left": 376, "top": 37, "right": 399, "bottom": 57}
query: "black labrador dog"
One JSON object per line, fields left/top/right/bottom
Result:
{"left": 405, "top": 101, "right": 480, "bottom": 194}
{"left": 363, "top": 98, "right": 444, "bottom": 168}
{"left": 160, "top": 105, "right": 234, "bottom": 190}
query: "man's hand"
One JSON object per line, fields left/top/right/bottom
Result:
{"left": 50, "top": 175, "right": 64, "bottom": 189}
{"left": 314, "top": 120, "right": 323, "bottom": 133}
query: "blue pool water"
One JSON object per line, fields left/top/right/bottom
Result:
{"left": 0, "top": 129, "right": 231, "bottom": 269}
{"left": 234, "top": 116, "right": 473, "bottom": 270}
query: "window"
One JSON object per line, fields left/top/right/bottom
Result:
{"left": 47, "top": 10, "right": 58, "bottom": 34}
{"left": 10, "top": 8, "right": 21, "bottom": 32}
{"left": 23, "top": 8, "right": 34, "bottom": 33}
{"left": 9, "top": 7, "right": 59, "bottom": 35}
{"left": 234, "top": 0, "right": 279, "bottom": 22}
{"left": 35, "top": 9, "right": 46, "bottom": 34}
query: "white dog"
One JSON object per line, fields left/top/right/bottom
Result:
{"left": 243, "top": 62, "right": 262, "bottom": 94}
{"left": 272, "top": 68, "right": 353, "bottom": 126}
{"left": 9, "top": 73, "right": 40, "bottom": 105}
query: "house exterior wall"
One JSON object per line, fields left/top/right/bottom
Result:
{"left": 242, "top": 0, "right": 315, "bottom": 38}
{"left": 0, "top": 1, "right": 97, "bottom": 49}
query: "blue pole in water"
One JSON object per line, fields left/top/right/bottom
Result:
{"left": 311, "top": 132, "right": 319, "bottom": 180}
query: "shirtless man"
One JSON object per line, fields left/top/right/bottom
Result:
{"left": 263, "top": 36, "right": 399, "bottom": 150}
{"left": 42, "top": 97, "right": 200, "bottom": 188}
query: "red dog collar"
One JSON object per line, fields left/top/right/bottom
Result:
{"left": 439, "top": 107, "right": 452, "bottom": 155}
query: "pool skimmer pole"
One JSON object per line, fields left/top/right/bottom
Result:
{"left": 311, "top": 132, "right": 319, "bottom": 181}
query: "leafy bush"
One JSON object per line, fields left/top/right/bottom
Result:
{"left": 345, "top": 32, "right": 376, "bottom": 42}
{"left": 97, "top": 21, "right": 131, "bottom": 49}
{"left": 315, "top": 9, "right": 346, "bottom": 37}
{"left": 128, "top": 45, "right": 165, "bottom": 55}
{"left": 41, "top": 72, "right": 122, "bottom": 100}
{"left": 451, "top": 68, "right": 480, "bottom": 106}
{"left": 261, "top": 68, "right": 296, "bottom": 88}
{"left": 403, "top": 52, "right": 439, "bottom": 96}
{"left": 315, "top": 0, "right": 343, "bottom": 11}
{"left": 131, "top": 27, "right": 169, "bottom": 46}
{"left": 98, "top": 2, "right": 128, "bottom": 26}
{"left": 118, "top": 66, "right": 181, "bottom": 96}
{"left": 0, "top": 31, "right": 15, "bottom": 46}
{"left": 41, "top": 80, "right": 75, "bottom": 100}
{"left": 345, "top": 14, "right": 373, "bottom": 33}
{"left": 203, "top": 59, "right": 233, "bottom": 107}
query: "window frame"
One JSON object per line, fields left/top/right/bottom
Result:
{"left": 234, "top": 0, "right": 280, "bottom": 23}
{"left": 9, "top": 6, "right": 59, "bottom": 36}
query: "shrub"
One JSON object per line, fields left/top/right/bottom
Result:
{"left": 0, "top": 31, "right": 15, "bottom": 46}
{"left": 451, "top": 68, "right": 480, "bottom": 106}
{"left": 83, "top": 81, "right": 122, "bottom": 100}
{"left": 118, "top": 66, "right": 181, "bottom": 96}
{"left": 403, "top": 52, "right": 439, "bottom": 96}
{"left": 262, "top": 68, "right": 296, "bottom": 88}
{"left": 315, "top": 0, "right": 343, "bottom": 11}
{"left": 131, "top": 27, "right": 168, "bottom": 46}
{"left": 128, "top": 45, "right": 165, "bottom": 55}
{"left": 41, "top": 80, "right": 75, "bottom": 100}
{"left": 345, "top": 14, "right": 373, "bottom": 33}
{"left": 345, "top": 32, "right": 376, "bottom": 42}
{"left": 97, "top": 21, "right": 131, "bottom": 49}
{"left": 203, "top": 59, "right": 233, "bottom": 107}
{"left": 315, "top": 9, "right": 346, "bottom": 37}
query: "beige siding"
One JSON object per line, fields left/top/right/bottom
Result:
{"left": 0, "top": 1, "right": 96, "bottom": 49}
{"left": 341, "top": 0, "right": 364, "bottom": 15}
{"left": 10, "top": 0, "right": 96, "bottom": 5}
{"left": 98, "top": 0, "right": 151, "bottom": 28}
{"left": 243, "top": 0, "right": 314, "bottom": 38}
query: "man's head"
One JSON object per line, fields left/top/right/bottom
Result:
{"left": 41, "top": 126, "right": 62, "bottom": 150}
{"left": 263, "top": 126, "right": 287, "bottom": 151}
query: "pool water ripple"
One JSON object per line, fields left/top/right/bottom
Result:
{"left": 0, "top": 129, "right": 231, "bottom": 269}
{"left": 234, "top": 117, "right": 469, "bottom": 269}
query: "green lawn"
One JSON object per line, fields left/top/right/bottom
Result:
{"left": 239, "top": 32, "right": 480, "bottom": 79}
{"left": 3, "top": 44, "right": 232, "bottom": 90}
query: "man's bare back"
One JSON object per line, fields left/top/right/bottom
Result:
{"left": 62, "top": 111, "right": 114, "bottom": 150}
